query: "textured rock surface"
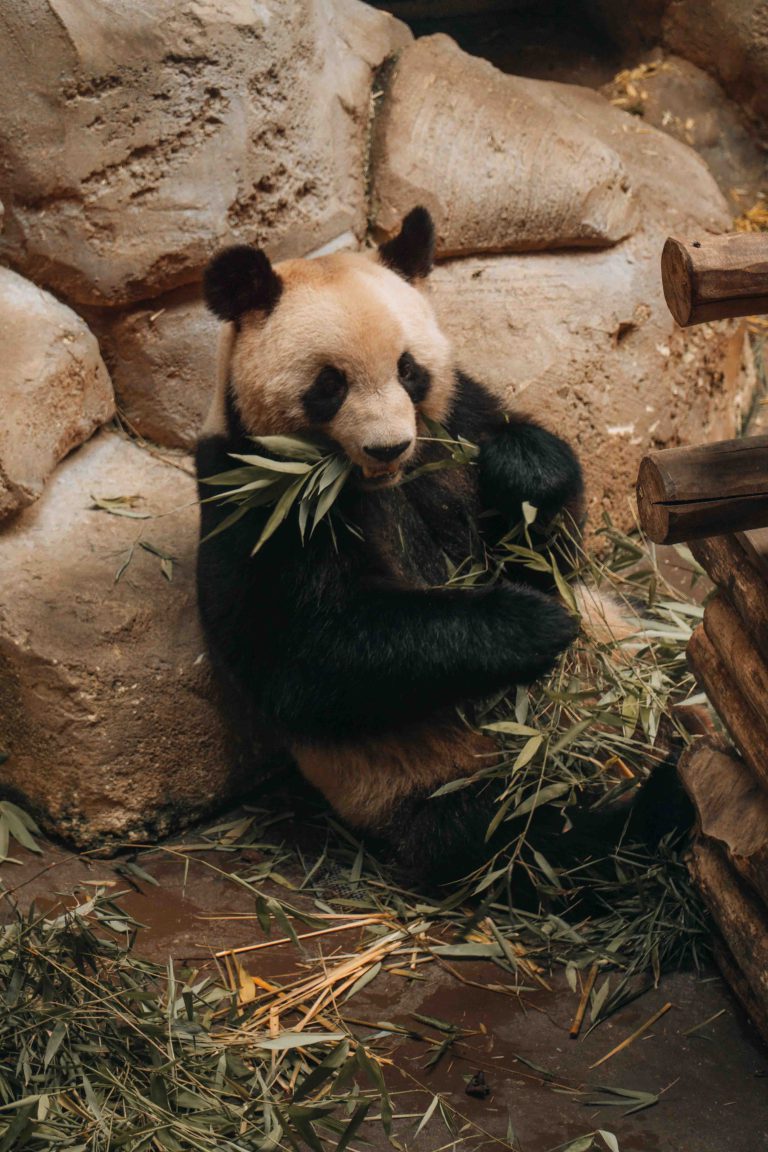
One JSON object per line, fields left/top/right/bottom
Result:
{"left": 94, "top": 288, "right": 218, "bottom": 450}
{"left": 427, "top": 81, "right": 754, "bottom": 527}
{"left": 663, "top": 0, "right": 768, "bottom": 129}
{"left": 0, "top": 430, "right": 244, "bottom": 848}
{"left": 0, "top": 0, "right": 410, "bottom": 306}
{"left": 371, "top": 35, "right": 637, "bottom": 254}
{"left": 602, "top": 55, "right": 766, "bottom": 207}
{"left": 587, "top": 0, "right": 768, "bottom": 129}
{"left": 0, "top": 267, "right": 114, "bottom": 521}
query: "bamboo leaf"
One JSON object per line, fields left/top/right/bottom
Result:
{"left": 252, "top": 476, "right": 307, "bottom": 554}
{"left": 257, "top": 1032, "right": 346, "bottom": 1051}
{"left": 229, "top": 453, "right": 312, "bottom": 474}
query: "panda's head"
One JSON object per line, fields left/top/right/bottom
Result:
{"left": 203, "top": 208, "right": 454, "bottom": 486}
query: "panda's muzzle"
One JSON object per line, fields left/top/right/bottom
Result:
{"left": 363, "top": 439, "right": 412, "bottom": 463}
{"left": 360, "top": 439, "right": 413, "bottom": 483}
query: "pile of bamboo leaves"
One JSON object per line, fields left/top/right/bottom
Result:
{"left": 0, "top": 894, "right": 393, "bottom": 1152}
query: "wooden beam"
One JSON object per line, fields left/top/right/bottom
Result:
{"left": 679, "top": 741, "right": 768, "bottom": 910}
{"left": 689, "top": 839, "right": 768, "bottom": 1020}
{"left": 689, "top": 534, "right": 768, "bottom": 662}
{"left": 712, "top": 937, "right": 768, "bottom": 1046}
{"left": 687, "top": 625, "right": 768, "bottom": 795}
{"left": 662, "top": 233, "right": 768, "bottom": 327}
{"left": 636, "top": 435, "right": 768, "bottom": 544}
{"left": 703, "top": 591, "right": 768, "bottom": 726}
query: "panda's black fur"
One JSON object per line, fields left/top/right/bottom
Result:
{"left": 195, "top": 209, "right": 689, "bottom": 889}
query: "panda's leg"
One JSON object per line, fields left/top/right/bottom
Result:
{"left": 385, "top": 757, "right": 694, "bottom": 896}
{"left": 382, "top": 779, "right": 508, "bottom": 890}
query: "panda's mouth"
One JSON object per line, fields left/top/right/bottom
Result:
{"left": 355, "top": 464, "right": 404, "bottom": 490}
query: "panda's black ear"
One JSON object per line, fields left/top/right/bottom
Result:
{"left": 203, "top": 245, "right": 283, "bottom": 321}
{"left": 379, "top": 207, "right": 435, "bottom": 282}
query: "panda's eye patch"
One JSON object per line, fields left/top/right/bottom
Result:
{"left": 302, "top": 366, "right": 348, "bottom": 423}
{"left": 397, "top": 352, "right": 431, "bottom": 404}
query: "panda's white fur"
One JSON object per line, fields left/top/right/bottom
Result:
{"left": 207, "top": 251, "right": 454, "bottom": 484}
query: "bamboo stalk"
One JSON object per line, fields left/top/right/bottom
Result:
{"left": 588, "top": 1002, "right": 672, "bottom": 1069}
{"left": 569, "top": 963, "right": 598, "bottom": 1040}
{"left": 215, "top": 916, "right": 385, "bottom": 958}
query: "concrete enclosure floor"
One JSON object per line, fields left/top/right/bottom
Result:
{"left": 2, "top": 811, "right": 766, "bottom": 1152}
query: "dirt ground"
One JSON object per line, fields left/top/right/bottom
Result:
{"left": 3, "top": 808, "right": 766, "bottom": 1152}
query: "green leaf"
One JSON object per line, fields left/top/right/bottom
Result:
{"left": 230, "top": 452, "right": 312, "bottom": 474}
{"left": 252, "top": 476, "right": 307, "bottom": 554}
{"left": 342, "top": 962, "right": 382, "bottom": 1002}
{"left": 200, "top": 503, "right": 251, "bottom": 543}
{"left": 253, "top": 435, "right": 325, "bottom": 461}
{"left": 292, "top": 1039, "right": 350, "bottom": 1102}
{"left": 414, "top": 1094, "right": 440, "bottom": 1137}
{"left": 311, "top": 461, "right": 352, "bottom": 530}
{"left": 513, "top": 735, "right": 544, "bottom": 770}
{"left": 0, "top": 803, "right": 41, "bottom": 853}
{"left": 483, "top": 721, "right": 540, "bottom": 737}
{"left": 257, "top": 1032, "right": 346, "bottom": 1051}
{"left": 43, "top": 1022, "right": 67, "bottom": 1069}
{"left": 335, "top": 1101, "right": 371, "bottom": 1152}
{"left": 512, "top": 781, "right": 570, "bottom": 819}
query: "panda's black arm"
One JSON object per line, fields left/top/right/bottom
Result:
{"left": 448, "top": 372, "right": 585, "bottom": 528}
{"left": 261, "top": 577, "right": 577, "bottom": 738}
{"left": 196, "top": 431, "right": 576, "bottom": 739}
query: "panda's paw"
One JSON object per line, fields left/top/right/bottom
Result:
{"left": 478, "top": 423, "right": 583, "bottom": 524}
{"left": 490, "top": 585, "right": 578, "bottom": 683}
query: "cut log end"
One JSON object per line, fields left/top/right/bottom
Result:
{"left": 661, "top": 237, "right": 694, "bottom": 327}
{"left": 661, "top": 232, "right": 768, "bottom": 327}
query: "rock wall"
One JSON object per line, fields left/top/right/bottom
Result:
{"left": 0, "top": 0, "right": 411, "bottom": 307}
{"left": 0, "top": 432, "right": 245, "bottom": 848}
{"left": 0, "top": 1, "right": 757, "bottom": 846}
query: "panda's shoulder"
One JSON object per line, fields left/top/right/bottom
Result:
{"left": 446, "top": 371, "right": 504, "bottom": 442}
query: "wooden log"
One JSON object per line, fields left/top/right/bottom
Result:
{"left": 661, "top": 233, "right": 768, "bottom": 327}
{"left": 689, "top": 839, "right": 768, "bottom": 1019}
{"left": 712, "top": 937, "right": 768, "bottom": 1047}
{"left": 679, "top": 740, "right": 768, "bottom": 910}
{"left": 703, "top": 591, "right": 768, "bottom": 727}
{"left": 736, "top": 528, "right": 768, "bottom": 582}
{"left": 689, "top": 534, "right": 768, "bottom": 661}
{"left": 687, "top": 625, "right": 768, "bottom": 794}
{"left": 636, "top": 436, "right": 768, "bottom": 544}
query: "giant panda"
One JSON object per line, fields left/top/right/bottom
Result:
{"left": 195, "top": 208, "right": 620, "bottom": 886}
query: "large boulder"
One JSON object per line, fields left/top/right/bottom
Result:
{"left": 663, "top": 0, "right": 768, "bottom": 129}
{"left": 0, "top": 0, "right": 410, "bottom": 307}
{"left": 601, "top": 55, "right": 766, "bottom": 207}
{"left": 0, "top": 430, "right": 244, "bottom": 848}
{"left": 371, "top": 35, "right": 637, "bottom": 254}
{"left": 0, "top": 266, "right": 114, "bottom": 521}
{"left": 93, "top": 288, "right": 218, "bottom": 450}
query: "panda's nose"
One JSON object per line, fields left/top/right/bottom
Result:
{"left": 363, "top": 439, "right": 412, "bottom": 463}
